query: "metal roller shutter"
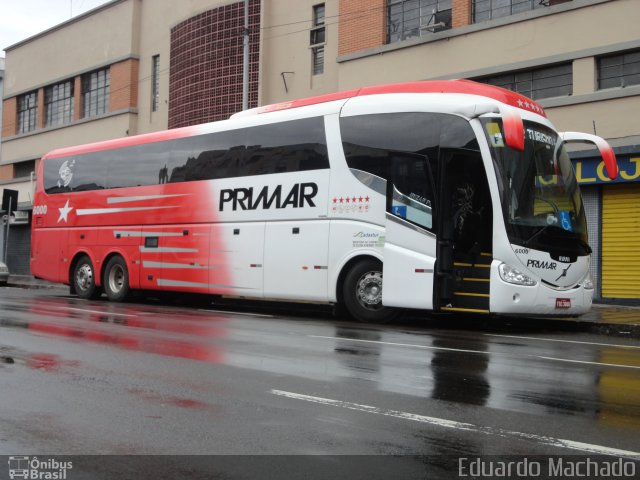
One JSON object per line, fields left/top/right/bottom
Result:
{"left": 601, "top": 184, "right": 640, "bottom": 299}
{"left": 6, "top": 223, "right": 32, "bottom": 275}
{"left": 580, "top": 186, "right": 600, "bottom": 296}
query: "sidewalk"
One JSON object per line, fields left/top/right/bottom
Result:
{"left": 5, "top": 275, "right": 640, "bottom": 338}
{"left": 7, "top": 274, "right": 68, "bottom": 291}
{"left": 540, "top": 304, "right": 640, "bottom": 339}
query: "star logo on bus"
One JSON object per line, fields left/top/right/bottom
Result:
{"left": 57, "top": 200, "right": 73, "bottom": 223}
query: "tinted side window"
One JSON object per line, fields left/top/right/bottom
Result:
{"left": 440, "top": 115, "right": 480, "bottom": 150}
{"left": 245, "top": 117, "right": 329, "bottom": 175}
{"left": 73, "top": 154, "right": 108, "bottom": 191}
{"left": 341, "top": 112, "right": 478, "bottom": 174}
{"left": 169, "top": 129, "right": 246, "bottom": 183}
{"left": 44, "top": 157, "right": 73, "bottom": 194}
{"left": 42, "top": 117, "right": 330, "bottom": 194}
{"left": 44, "top": 155, "right": 108, "bottom": 194}
{"left": 106, "top": 142, "right": 170, "bottom": 189}
{"left": 341, "top": 112, "right": 445, "bottom": 230}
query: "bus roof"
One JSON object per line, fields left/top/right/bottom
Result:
{"left": 250, "top": 79, "right": 546, "bottom": 118}
{"left": 43, "top": 79, "right": 543, "bottom": 160}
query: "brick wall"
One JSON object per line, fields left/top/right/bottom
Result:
{"left": 0, "top": 164, "right": 14, "bottom": 180}
{"left": 338, "top": 0, "right": 386, "bottom": 57}
{"left": 110, "top": 58, "right": 140, "bottom": 111}
{"left": 338, "top": 0, "right": 473, "bottom": 56}
{"left": 2, "top": 97, "right": 16, "bottom": 138}
{"left": 168, "top": 0, "right": 261, "bottom": 128}
{"left": 452, "top": 0, "right": 472, "bottom": 28}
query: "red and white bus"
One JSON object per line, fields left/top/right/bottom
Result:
{"left": 31, "top": 80, "right": 618, "bottom": 322}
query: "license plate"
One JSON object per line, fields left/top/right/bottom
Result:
{"left": 556, "top": 298, "right": 571, "bottom": 309}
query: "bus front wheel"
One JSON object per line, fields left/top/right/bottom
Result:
{"left": 73, "top": 255, "right": 100, "bottom": 300}
{"left": 103, "top": 256, "right": 130, "bottom": 302}
{"left": 342, "top": 259, "right": 399, "bottom": 324}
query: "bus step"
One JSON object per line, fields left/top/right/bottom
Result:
{"left": 451, "top": 291, "right": 490, "bottom": 311}
{"left": 454, "top": 291, "right": 489, "bottom": 298}
{"left": 454, "top": 278, "right": 490, "bottom": 295}
{"left": 454, "top": 264, "right": 491, "bottom": 283}
{"left": 453, "top": 262, "right": 492, "bottom": 269}
{"left": 454, "top": 251, "right": 493, "bottom": 264}
{"left": 441, "top": 306, "right": 490, "bottom": 314}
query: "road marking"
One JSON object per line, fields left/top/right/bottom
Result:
{"left": 486, "top": 333, "right": 640, "bottom": 350}
{"left": 270, "top": 389, "right": 640, "bottom": 458}
{"left": 309, "top": 335, "right": 484, "bottom": 354}
{"left": 538, "top": 356, "right": 640, "bottom": 370}
{"left": 53, "top": 306, "right": 137, "bottom": 318}
{"left": 308, "top": 335, "right": 639, "bottom": 370}
{"left": 198, "top": 309, "right": 274, "bottom": 318}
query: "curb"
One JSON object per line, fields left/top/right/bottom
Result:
{"left": 418, "top": 313, "right": 640, "bottom": 340}
{"left": 527, "top": 316, "right": 640, "bottom": 340}
{"left": 7, "top": 280, "right": 66, "bottom": 291}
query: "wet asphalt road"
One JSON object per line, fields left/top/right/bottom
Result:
{"left": 1, "top": 287, "right": 639, "bottom": 478}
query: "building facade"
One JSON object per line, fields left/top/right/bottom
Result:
{"left": 1, "top": 0, "right": 638, "bottom": 301}
{"left": 0, "top": 56, "right": 4, "bottom": 140}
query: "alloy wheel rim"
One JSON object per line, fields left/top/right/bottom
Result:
{"left": 356, "top": 270, "right": 383, "bottom": 311}
{"left": 76, "top": 264, "right": 93, "bottom": 291}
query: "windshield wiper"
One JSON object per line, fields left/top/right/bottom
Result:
{"left": 522, "top": 224, "right": 549, "bottom": 247}
{"left": 575, "top": 238, "right": 592, "bottom": 254}
{"left": 523, "top": 227, "right": 592, "bottom": 255}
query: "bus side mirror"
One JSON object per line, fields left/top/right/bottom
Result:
{"left": 499, "top": 105, "right": 524, "bottom": 152}
{"left": 560, "top": 132, "right": 618, "bottom": 180}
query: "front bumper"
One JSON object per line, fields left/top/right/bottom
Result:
{"left": 489, "top": 262, "right": 593, "bottom": 316}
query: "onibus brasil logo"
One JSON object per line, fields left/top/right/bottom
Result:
{"left": 8, "top": 456, "right": 73, "bottom": 479}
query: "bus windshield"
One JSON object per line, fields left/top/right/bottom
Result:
{"left": 481, "top": 118, "right": 590, "bottom": 256}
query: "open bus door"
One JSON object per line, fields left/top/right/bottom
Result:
{"left": 382, "top": 152, "right": 437, "bottom": 311}
{"left": 382, "top": 209, "right": 437, "bottom": 311}
{"left": 434, "top": 149, "right": 493, "bottom": 313}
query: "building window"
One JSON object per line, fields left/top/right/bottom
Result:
{"left": 82, "top": 68, "right": 110, "bottom": 118}
{"left": 45, "top": 80, "right": 74, "bottom": 127}
{"left": 598, "top": 50, "right": 640, "bottom": 90}
{"left": 13, "top": 160, "right": 36, "bottom": 179}
{"left": 17, "top": 91, "right": 37, "bottom": 134}
{"left": 311, "top": 4, "right": 325, "bottom": 75}
{"left": 388, "top": 0, "right": 451, "bottom": 43}
{"left": 151, "top": 55, "right": 160, "bottom": 112}
{"left": 477, "top": 64, "right": 572, "bottom": 100}
{"left": 473, "top": 0, "right": 545, "bottom": 23}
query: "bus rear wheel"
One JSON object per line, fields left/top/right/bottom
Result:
{"left": 342, "top": 259, "right": 399, "bottom": 324}
{"left": 103, "top": 256, "right": 130, "bottom": 302}
{"left": 73, "top": 255, "right": 100, "bottom": 300}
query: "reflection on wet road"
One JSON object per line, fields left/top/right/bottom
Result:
{"left": 1, "top": 288, "right": 639, "bottom": 461}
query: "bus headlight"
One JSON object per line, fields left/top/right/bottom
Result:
{"left": 582, "top": 273, "right": 594, "bottom": 290}
{"left": 499, "top": 263, "right": 537, "bottom": 286}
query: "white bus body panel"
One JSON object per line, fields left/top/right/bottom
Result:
{"left": 382, "top": 215, "right": 436, "bottom": 310}
{"left": 211, "top": 222, "right": 265, "bottom": 297}
{"left": 264, "top": 220, "right": 330, "bottom": 301}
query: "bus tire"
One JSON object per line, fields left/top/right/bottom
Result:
{"left": 342, "top": 259, "right": 399, "bottom": 324}
{"left": 103, "top": 256, "right": 130, "bottom": 302}
{"left": 73, "top": 255, "right": 100, "bottom": 300}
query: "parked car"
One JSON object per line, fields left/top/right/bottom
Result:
{"left": 0, "top": 261, "right": 9, "bottom": 286}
